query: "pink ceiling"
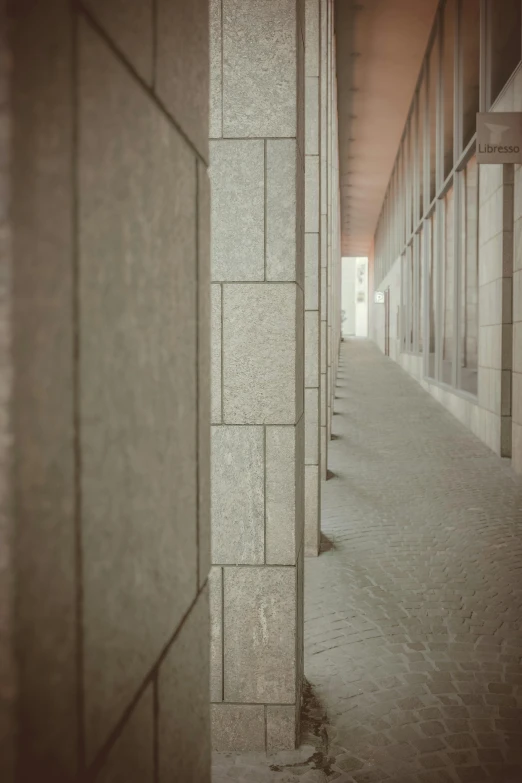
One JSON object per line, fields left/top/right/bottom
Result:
{"left": 335, "top": 0, "right": 438, "bottom": 257}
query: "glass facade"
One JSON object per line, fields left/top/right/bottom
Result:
{"left": 374, "top": 0, "right": 522, "bottom": 399}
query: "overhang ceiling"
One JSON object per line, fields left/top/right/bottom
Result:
{"left": 335, "top": 0, "right": 438, "bottom": 257}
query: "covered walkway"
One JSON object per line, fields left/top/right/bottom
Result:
{"left": 215, "top": 340, "right": 522, "bottom": 782}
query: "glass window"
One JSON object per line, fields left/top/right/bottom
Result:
{"left": 442, "top": 0, "right": 456, "bottom": 179}
{"left": 458, "top": 156, "right": 479, "bottom": 395}
{"left": 418, "top": 75, "right": 427, "bottom": 218}
{"left": 409, "top": 243, "right": 414, "bottom": 351}
{"left": 490, "top": 0, "right": 521, "bottom": 105}
{"left": 427, "top": 212, "right": 438, "bottom": 378}
{"left": 461, "top": 0, "right": 480, "bottom": 149}
{"left": 428, "top": 32, "right": 439, "bottom": 203}
{"left": 442, "top": 186, "right": 455, "bottom": 386}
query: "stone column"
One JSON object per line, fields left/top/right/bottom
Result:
{"left": 209, "top": 0, "right": 305, "bottom": 752}
{"left": 304, "top": 0, "right": 322, "bottom": 556}
{"left": 320, "top": 0, "right": 330, "bottom": 479}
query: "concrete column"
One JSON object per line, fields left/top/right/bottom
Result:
{"left": 320, "top": 0, "right": 330, "bottom": 479}
{"left": 304, "top": 0, "right": 322, "bottom": 556}
{"left": 209, "top": 0, "right": 305, "bottom": 752}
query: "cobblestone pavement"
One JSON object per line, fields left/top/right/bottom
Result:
{"left": 213, "top": 340, "right": 522, "bottom": 782}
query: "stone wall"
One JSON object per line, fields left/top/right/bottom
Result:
{"left": 8, "top": 1, "right": 211, "bottom": 779}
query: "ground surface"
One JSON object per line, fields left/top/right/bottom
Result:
{"left": 213, "top": 340, "right": 522, "bottom": 782}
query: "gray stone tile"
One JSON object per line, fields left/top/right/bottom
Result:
{"left": 158, "top": 588, "right": 210, "bottom": 783}
{"left": 223, "top": 284, "right": 298, "bottom": 424}
{"left": 304, "top": 464, "right": 320, "bottom": 557}
{"left": 305, "top": 233, "right": 320, "bottom": 311}
{"left": 305, "top": 78, "right": 319, "bottom": 156}
{"left": 266, "top": 140, "right": 297, "bottom": 282}
{"left": 97, "top": 686, "right": 154, "bottom": 783}
{"left": 79, "top": 20, "right": 198, "bottom": 761}
{"left": 305, "top": 388, "right": 320, "bottom": 465}
{"left": 209, "top": 567, "right": 223, "bottom": 702}
{"left": 211, "top": 705, "right": 265, "bottom": 752}
{"left": 222, "top": 0, "right": 297, "bottom": 137}
{"left": 211, "top": 284, "right": 222, "bottom": 423}
{"left": 305, "top": 311, "right": 320, "bottom": 388}
{"left": 211, "top": 426, "right": 264, "bottom": 564}
{"left": 210, "top": 140, "right": 264, "bottom": 282}
{"left": 198, "top": 163, "right": 212, "bottom": 587}
{"left": 266, "top": 426, "right": 297, "bottom": 565}
{"left": 155, "top": 0, "right": 209, "bottom": 159}
{"left": 305, "top": 155, "right": 320, "bottom": 233}
{"left": 305, "top": 0, "right": 320, "bottom": 76}
{"left": 267, "top": 706, "right": 297, "bottom": 752}
{"left": 83, "top": 0, "right": 153, "bottom": 83}
{"left": 223, "top": 567, "right": 296, "bottom": 703}
{"left": 210, "top": 0, "right": 222, "bottom": 138}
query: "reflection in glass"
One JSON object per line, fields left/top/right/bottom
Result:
{"left": 490, "top": 0, "right": 521, "bottom": 105}
{"left": 443, "top": 0, "right": 455, "bottom": 178}
{"left": 459, "top": 157, "right": 479, "bottom": 395}
{"left": 442, "top": 187, "right": 454, "bottom": 386}
{"left": 461, "top": 0, "right": 480, "bottom": 149}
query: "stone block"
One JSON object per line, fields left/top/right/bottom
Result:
{"left": 156, "top": 0, "right": 209, "bottom": 158}
{"left": 305, "top": 78, "right": 319, "bottom": 155}
{"left": 210, "top": 0, "right": 222, "bottom": 137}
{"left": 305, "top": 310, "right": 320, "bottom": 388}
{"left": 266, "top": 426, "right": 296, "bottom": 565}
{"left": 198, "top": 163, "right": 212, "bottom": 587}
{"left": 211, "top": 284, "right": 222, "bottom": 423}
{"left": 305, "top": 388, "right": 320, "bottom": 465}
{"left": 211, "top": 425, "right": 264, "bottom": 564}
{"left": 267, "top": 140, "right": 297, "bottom": 281}
{"left": 209, "top": 567, "right": 223, "bottom": 701}
{"left": 211, "top": 705, "right": 265, "bottom": 752}
{"left": 223, "top": 567, "right": 296, "bottom": 703}
{"left": 97, "top": 686, "right": 154, "bottom": 783}
{"left": 267, "top": 706, "right": 297, "bottom": 752}
{"left": 305, "top": 233, "right": 320, "bottom": 311}
{"left": 83, "top": 0, "right": 153, "bottom": 83}
{"left": 210, "top": 140, "right": 264, "bottom": 281}
{"left": 304, "top": 464, "right": 320, "bottom": 556}
{"left": 305, "top": 154, "right": 320, "bottom": 233}
{"left": 79, "top": 21, "right": 198, "bottom": 760}
{"left": 223, "top": 284, "right": 297, "bottom": 424}
{"left": 158, "top": 588, "right": 210, "bottom": 783}
{"left": 305, "top": 0, "right": 320, "bottom": 76}
{"left": 222, "top": 0, "right": 297, "bottom": 137}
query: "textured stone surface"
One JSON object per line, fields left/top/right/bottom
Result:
{"left": 223, "top": 284, "right": 297, "bottom": 424}
{"left": 222, "top": 0, "right": 297, "bottom": 137}
{"left": 305, "top": 311, "right": 320, "bottom": 388}
{"left": 267, "top": 707, "right": 297, "bottom": 753}
{"left": 305, "top": 233, "right": 320, "bottom": 311}
{"left": 209, "top": 567, "right": 223, "bottom": 702}
{"left": 209, "top": 0, "right": 222, "bottom": 138}
{"left": 211, "top": 705, "right": 266, "bottom": 752}
{"left": 211, "top": 284, "right": 222, "bottom": 423}
{"left": 266, "top": 426, "right": 297, "bottom": 565}
{"left": 305, "top": 155, "right": 320, "bottom": 234}
{"left": 305, "top": 79, "right": 319, "bottom": 156}
{"left": 156, "top": 0, "right": 209, "bottom": 159}
{"left": 79, "top": 20, "right": 198, "bottom": 760}
{"left": 210, "top": 140, "right": 264, "bottom": 281}
{"left": 305, "top": 388, "right": 319, "bottom": 465}
{"left": 304, "top": 465, "right": 320, "bottom": 556}
{"left": 83, "top": 0, "right": 153, "bottom": 83}
{"left": 211, "top": 426, "right": 264, "bottom": 564}
{"left": 97, "top": 686, "right": 154, "bottom": 783}
{"left": 158, "top": 588, "right": 210, "bottom": 783}
{"left": 267, "top": 140, "right": 297, "bottom": 281}
{"left": 223, "top": 567, "right": 296, "bottom": 703}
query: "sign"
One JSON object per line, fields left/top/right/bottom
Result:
{"left": 477, "top": 113, "right": 522, "bottom": 164}
{"left": 374, "top": 291, "right": 385, "bottom": 304}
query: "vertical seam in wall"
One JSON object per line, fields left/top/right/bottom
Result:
{"left": 263, "top": 425, "right": 267, "bottom": 564}
{"left": 153, "top": 673, "right": 159, "bottom": 782}
{"left": 264, "top": 140, "right": 267, "bottom": 282}
{"left": 195, "top": 160, "right": 200, "bottom": 588}
{"left": 71, "top": 4, "right": 85, "bottom": 771}
{"left": 221, "top": 567, "right": 225, "bottom": 702}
